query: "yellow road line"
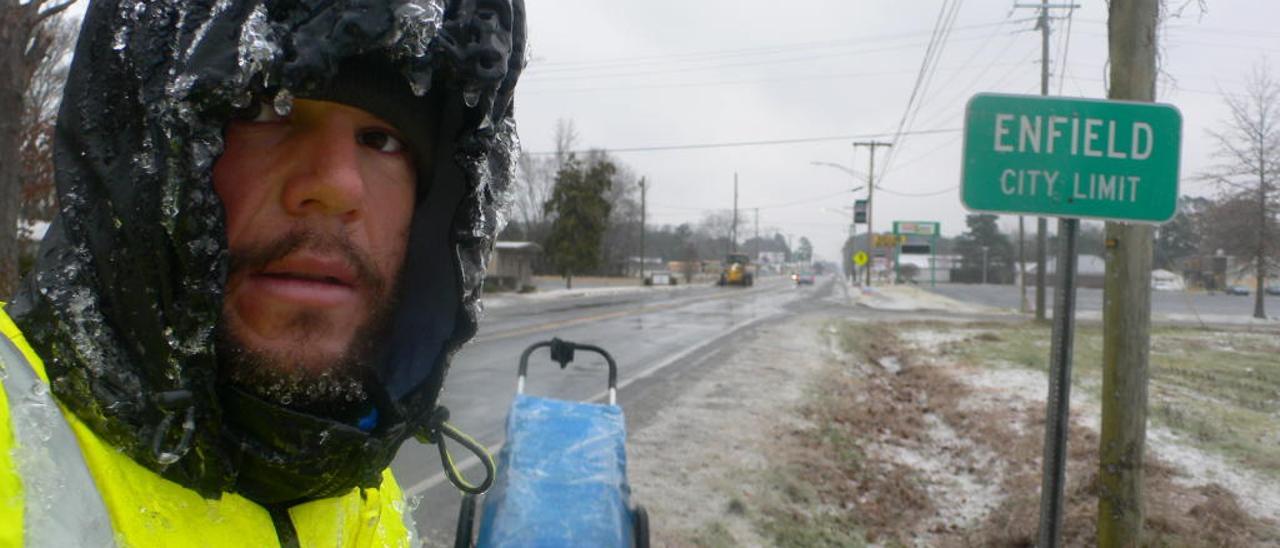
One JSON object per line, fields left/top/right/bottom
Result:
{"left": 472, "top": 282, "right": 779, "bottom": 343}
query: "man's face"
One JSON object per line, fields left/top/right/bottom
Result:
{"left": 213, "top": 99, "right": 418, "bottom": 402}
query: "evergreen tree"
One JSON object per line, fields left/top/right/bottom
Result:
{"left": 543, "top": 155, "right": 614, "bottom": 288}
{"left": 954, "top": 214, "right": 1014, "bottom": 283}
{"left": 795, "top": 237, "right": 813, "bottom": 263}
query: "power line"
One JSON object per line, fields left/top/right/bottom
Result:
{"left": 875, "top": 184, "right": 958, "bottom": 197}
{"left": 1056, "top": 4, "right": 1074, "bottom": 95}
{"left": 527, "top": 19, "right": 1016, "bottom": 73}
{"left": 879, "top": 0, "right": 966, "bottom": 186}
{"left": 518, "top": 62, "right": 1029, "bottom": 95}
{"left": 523, "top": 34, "right": 997, "bottom": 84}
{"left": 650, "top": 189, "right": 855, "bottom": 213}
{"left": 522, "top": 127, "right": 961, "bottom": 156}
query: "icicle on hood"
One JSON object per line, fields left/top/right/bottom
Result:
{"left": 9, "top": 0, "right": 525, "bottom": 504}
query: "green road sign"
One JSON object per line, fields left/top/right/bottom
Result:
{"left": 961, "top": 93, "right": 1182, "bottom": 223}
{"left": 893, "top": 221, "right": 940, "bottom": 236}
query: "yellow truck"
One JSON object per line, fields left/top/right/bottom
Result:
{"left": 717, "top": 253, "right": 755, "bottom": 287}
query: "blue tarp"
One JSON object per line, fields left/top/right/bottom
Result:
{"left": 476, "top": 394, "right": 634, "bottom": 548}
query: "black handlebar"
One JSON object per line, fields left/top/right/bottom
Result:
{"left": 518, "top": 338, "right": 618, "bottom": 392}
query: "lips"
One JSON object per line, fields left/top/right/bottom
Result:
{"left": 243, "top": 254, "right": 360, "bottom": 308}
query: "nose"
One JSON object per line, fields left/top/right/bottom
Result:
{"left": 280, "top": 114, "right": 365, "bottom": 222}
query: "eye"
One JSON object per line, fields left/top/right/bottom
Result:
{"left": 357, "top": 129, "right": 405, "bottom": 154}
{"left": 231, "top": 101, "right": 286, "bottom": 124}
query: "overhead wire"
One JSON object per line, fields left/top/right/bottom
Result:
{"left": 1057, "top": 7, "right": 1075, "bottom": 95}
{"left": 523, "top": 34, "right": 998, "bottom": 84}
{"left": 648, "top": 189, "right": 858, "bottom": 214}
{"left": 522, "top": 126, "right": 961, "bottom": 156}
{"left": 905, "top": 16, "right": 1026, "bottom": 116}
{"left": 526, "top": 19, "right": 1015, "bottom": 74}
{"left": 894, "top": 0, "right": 966, "bottom": 146}
{"left": 877, "top": 0, "right": 965, "bottom": 186}
{"left": 517, "top": 62, "right": 1030, "bottom": 95}
{"left": 871, "top": 13, "right": 1028, "bottom": 181}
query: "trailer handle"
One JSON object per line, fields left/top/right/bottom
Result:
{"left": 517, "top": 338, "right": 619, "bottom": 405}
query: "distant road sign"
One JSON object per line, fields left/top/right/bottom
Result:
{"left": 893, "top": 221, "right": 939, "bottom": 236}
{"left": 961, "top": 93, "right": 1182, "bottom": 223}
{"left": 853, "top": 251, "right": 868, "bottom": 266}
{"left": 872, "top": 234, "right": 906, "bottom": 248}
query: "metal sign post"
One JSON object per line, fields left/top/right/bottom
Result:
{"left": 960, "top": 92, "right": 1181, "bottom": 547}
{"left": 1037, "top": 217, "right": 1078, "bottom": 546}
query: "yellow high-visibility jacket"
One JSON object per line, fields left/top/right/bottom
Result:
{"left": 0, "top": 307, "right": 415, "bottom": 547}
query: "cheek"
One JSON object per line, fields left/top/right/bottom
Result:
{"left": 212, "top": 143, "right": 267, "bottom": 250}
{"left": 369, "top": 186, "right": 417, "bottom": 271}
{"left": 362, "top": 159, "right": 418, "bottom": 269}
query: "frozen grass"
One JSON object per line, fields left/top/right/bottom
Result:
{"left": 818, "top": 320, "right": 1278, "bottom": 545}
{"left": 941, "top": 322, "right": 1280, "bottom": 482}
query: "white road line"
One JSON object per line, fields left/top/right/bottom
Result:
{"left": 402, "top": 309, "right": 785, "bottom": 498}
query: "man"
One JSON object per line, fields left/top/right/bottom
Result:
{"left": 0, "top": 0, "right": 525, "bottom": 545}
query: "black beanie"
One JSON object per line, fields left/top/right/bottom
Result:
{"left": 304, "top": 55, "right": 444, "bottom": 196}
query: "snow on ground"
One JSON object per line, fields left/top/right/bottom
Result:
{"left": 626, "top": 316, "right": 830, "bottom": 546}
{"left": 1148, "top": 428, "right": 1280, "bottom": 522}
{"left": 901, "top": 327, "right": 1280, "bottom": 524}
{"left": 867, "top": 412, "right": 1006, "bottom": 540}
{"left": 839, "top": 281, "right": 1009, "bottom": 315}
{"left": 1066, "top": 310, "right": 1280, "bottom": 326}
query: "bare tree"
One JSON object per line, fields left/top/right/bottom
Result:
{"left": 1, "top": 0, "right": 77, "bottom": 297}
{"left": 512, "top": 152, "right": 553, "bottom": 239}
{"left": 509, "top": 118, "right": 579, "bottom": 243}
{"left": 598, "top": 153, "right": 640, "bottom": 274}
{"left": 21, "top": 14, "right": 76, "bottom": 224}
{"left": 1202, "top": 61, "right": 1280, "bottom": 319}
{"left": 551, "top": 118, "right": 578, "bottom": 173}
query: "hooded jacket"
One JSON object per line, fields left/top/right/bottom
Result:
{"left": 7, "top": 0, "right": 525, "bottom": 506}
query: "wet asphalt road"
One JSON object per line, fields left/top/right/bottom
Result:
{"left": 391, "top": 274, "right": 837, "bottom": 544}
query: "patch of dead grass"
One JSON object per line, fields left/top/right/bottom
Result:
{"left": 781, "top": 320, "right": 1280, "bottom": 547}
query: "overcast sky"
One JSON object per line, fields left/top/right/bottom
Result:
{"left": 514, "top": 1, "right": 1280, "bottom": 262}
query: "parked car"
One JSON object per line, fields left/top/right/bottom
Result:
{"left": 1225, "top": 285, "right": 1250, "bottom": 296}
{"left": 1266, "top": 285, "right": 1280, "bottom": 296}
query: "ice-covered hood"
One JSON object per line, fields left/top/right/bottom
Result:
{"left": 10, "top": 0, "right": 524, "bottom": 503}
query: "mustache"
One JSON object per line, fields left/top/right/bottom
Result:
{"left": 228, "top": 228, "right": 385, "bottom": 294}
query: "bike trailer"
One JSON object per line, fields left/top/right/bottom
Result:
{"left": 456, "top": 338, "right": 648, "bottom": 548}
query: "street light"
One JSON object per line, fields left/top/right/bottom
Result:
{"left": 809, "top": 161, "right": 869, "bottom": 182}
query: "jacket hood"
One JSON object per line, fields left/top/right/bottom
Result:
{"left": 10, "top": 0, "right": 524, "bottom": 503}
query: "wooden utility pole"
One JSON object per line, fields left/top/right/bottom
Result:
{"left": 639, "top": 177, "right": 647, "bottom": 281}
{"left": 754, "top": 208, "right": 760, "bottom": 261}
{"left": 1098, "top": 0, "right": 1158, "bottom": 545}
{"left": 1015, "top": 0, "right": 1079, "bottom": 320}
{"left": 853, "top": 141, "right": 891, "bottom": 286}
{"left": 1035, "top": 0, "right": 1051, "bottom": 321}
{"left": 731, "top": 173, "right": 738, "bottom": 253}
{"left": 1019, "top": 218, "right": 1028, "bottom": 312}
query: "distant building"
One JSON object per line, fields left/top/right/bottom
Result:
{"left": 623, "top": 256, "right": 666, "bottom": 277}
{"left": 756, "top": 251, "right": 786, "bottom": 265}
{"left": 1150, "top": 269, "right": 1186, "bottom": 291}
{"left": 1024, "top": 255, "right": 1108, "bottom": 288}
{"left": 487, "top": 241, "right": 542, "bottom": 292}
{"left": 897, "top": 254, "right": 960, "bottom": 283}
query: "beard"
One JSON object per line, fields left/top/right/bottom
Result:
{"left": 216, "top": 228, "right": 402, "bottom": 412}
